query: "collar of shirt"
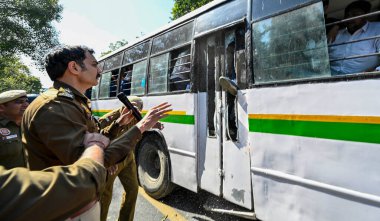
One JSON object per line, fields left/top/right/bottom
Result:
{"left": 342, "top": 21, "right": 369, "bottom": 36}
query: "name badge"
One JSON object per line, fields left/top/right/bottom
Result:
{"left": 6, "top": 134, "right": 17, "bottom": 140}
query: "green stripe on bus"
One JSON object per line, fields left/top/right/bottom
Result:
{"left": 92, "top": 111, "right": 194, "bottom": 125}
{"left": 160, "top": 115, "right": 195, "bottom": 125}
{"left": 249, "top": 119, "right": 380, "bottom": 144}
{"left": 93, "top": 111, "right": 109, "bottom": 117}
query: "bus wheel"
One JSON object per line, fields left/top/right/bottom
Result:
{"left": 137, "top": 135, "right": 175, "bottom": 199}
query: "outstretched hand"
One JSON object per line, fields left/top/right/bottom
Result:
{"left": 136, "top": 102, "right": 172, "bottom": 133}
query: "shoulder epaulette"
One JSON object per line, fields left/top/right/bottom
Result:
{"left": 57, "top": 87, "right": 74, "bottom": 99}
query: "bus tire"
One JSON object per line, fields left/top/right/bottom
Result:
{"left": 136, "top": 135, "right": 175, "bottom": 199}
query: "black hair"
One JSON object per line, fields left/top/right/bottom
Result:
{"left": 323, "top": 0, "right": 329, "bottom": 7}
{"left": 44, "top": 45, "right": 95, "bottom": 81}
{"left": 345, "top": 0, "right": 372, "bottom": 17}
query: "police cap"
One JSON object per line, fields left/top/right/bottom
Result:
{"left": 128, "top": 96, "right": 143, "bottom": 110}
{"left": 0, "top": 90, "right": 27, "bottom": 104}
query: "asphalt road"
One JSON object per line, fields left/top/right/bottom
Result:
{"left": 106, "top": 179, "right": 255, "bottom": 221}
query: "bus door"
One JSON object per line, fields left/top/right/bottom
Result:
{"left": 196, "top": 25, "right": 252, "bottom": 209}
{"left": 220, "top": 27, "right": 252, "bottom": 209}
{"left": 196, "top": 32, "right": 223, "bottom": 197}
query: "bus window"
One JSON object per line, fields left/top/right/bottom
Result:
{"left": 169, "top": 46, "right": 191, "bottom": 91}
{"left": 130, "top": 60, "right": 147, "bottom": 95}
{"left": 252, "top": 0, "right": 313, "bottom": 21}
{"left": 109, "top": 69, "right": 119, "bottom": 97}
{"left": 151, "top": 22, "right": 194, "bottom": 55}
{"left": 326, "top": 0, "right": 380, "bottom": 76}
{"left": 103, "top": 53, "right": 123, "bottom": 72}
{"left": 123, "top": 41, "right": 150, "bottom": 65}
{"left": 119, "top": 65, "right": 133, "bottom": 96}
{"left": 252, "top": 2, "right": 330, "bottom": 84}
{"left": 148, "top": 53, "right": 169, "bottom": 94}
{"left": 99, "top": 72, "right": 111, "bottom": 98}
{"left": 98, "top": 69, "right": 119, "bottom": 98}
{"left": 91, "top": 84, "right": 99, "bottom": 100}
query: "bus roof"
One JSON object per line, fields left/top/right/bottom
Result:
{"left": 98, "top": 0, "right": 227, "bottom": 61}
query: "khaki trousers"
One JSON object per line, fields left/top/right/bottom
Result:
{"left": 100, "top": 153, "right": 138, "bottom": 221}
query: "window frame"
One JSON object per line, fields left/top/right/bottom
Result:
{"left": 248, "top": 0, "right": 380, "bottom": 88}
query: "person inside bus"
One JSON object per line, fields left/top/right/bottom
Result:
{"left": 120, "top": 68, "right": 132, "bottom": 95}
{"left": 323, "top": 0, "right": 341, "bottom": 43}
{"left": 329, "top": 0, "right": 380, "bottom": 75}
{"left": 169, "top": 47, "right": 191, "bottom": 91}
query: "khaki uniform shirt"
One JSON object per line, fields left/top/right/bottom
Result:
{"left": 0, "top": 158, "right": 106, "bottom": 221}
{"left": 0, "top": 118, "right": 26, "bottom": 169}
{"left": 22, "top": 81, "right": 142, "bottom": 170}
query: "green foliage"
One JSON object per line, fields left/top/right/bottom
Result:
{"left": 0, "top": 0, "right": 63, "bottom": 65}
{"left": 171, "top": 0, "right": 213, "bottom": 20}
{"left": 0, "top": 56, "right": 42, "bottom": 93}
{"left": 101, "top": 39, "right": 129, "bottom": 57}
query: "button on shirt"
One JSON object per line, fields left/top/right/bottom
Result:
{"left": 329, "top": 22, "right": 380, "bottom": 75}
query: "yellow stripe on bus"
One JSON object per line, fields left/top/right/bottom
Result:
{"left": 95, "top": 109, "right": 112, "bottom": 113}
{"left": 141, "top": 110, "right": 187, "bottom": 115}
{"left": 138, "top": 187, "right": 187, "bottom": 221}
{"left": 248, "top": 114, "right": 380, "bottom": 124}
{"left": 95, "top": 110, "right": 187, "bottom": 115}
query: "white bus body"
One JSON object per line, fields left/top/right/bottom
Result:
{"left": 91, "top": 0, "right": 380, "bottom": 220}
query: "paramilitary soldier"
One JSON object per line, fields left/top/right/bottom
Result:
{"left": 0, "top": 132, "right": 110, "bottom": 221}
{"left": 22, "top": 45, "right": 172, "bottom": 221}
{"left": 99, "top": 97, "right": 143, "bottom": 221}
{"left": 0, "top": 90, "right": 28, "bottom": 169}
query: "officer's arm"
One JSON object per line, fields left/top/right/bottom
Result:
{"left": 0, "top": 157, "right": 106, "bottom": 221}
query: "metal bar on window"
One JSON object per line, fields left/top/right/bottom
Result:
{"left": 329, "top": 52, "right": 380, "bottom": 62}
{"left": 170, "top": 70, "right": 191, "bottom": 76}
{"left": 329, "top": 35, "right": 380, "bottom": 47}
{"left": 170, "top": 62, "right": 191, "bottom": 69}
{"left": 171, "top": 54, "right": 191, "bottom": 61}
{"left": 169, "top": 79, "right": 190, "bottom": 84}
{"left": 326, "top": 11, "right": 380, "bottom": 27}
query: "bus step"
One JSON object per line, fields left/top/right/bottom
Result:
{"left": 203, "top": 205, "right": 257, "bottom": 220}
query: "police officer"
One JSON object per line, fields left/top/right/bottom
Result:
{"left": 0, "top": 90, "right": 28, "bottom": 169}
{"left": 0, "top": 132, "right": 109, "bottom": 221}
{"left": 22, "top": 45, "right": 172, "bottom": 221}
{"left": 99, "top": 97, "right": 143, "bottom": 221}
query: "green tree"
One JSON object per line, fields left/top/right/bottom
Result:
{"left": 0, "top": 0, "right": 63, "bottom": 63}
{"left": 0, "top": 56, "right": 42, "bottom": 93}
{"left": 101, "top": 39, "right": 129, "bottom": 57}
{"left": 171, "top": 0, "right": 212, "bottom": 20}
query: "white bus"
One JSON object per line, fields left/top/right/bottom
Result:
{"left": 90, "top": 0, "right": 380, "bottom": 220}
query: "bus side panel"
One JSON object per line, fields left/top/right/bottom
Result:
{"left": 222, "top": 90, "right": 252, "bottom": 209}
{"left": 247, "top": 79, "right": 380, "bottom": 221}
{"left": 145, "top": 94, "right": 198, "bottom": 192}
{"left": 92, "top": 99, "right": 124, "bottom": 114}
{"left": 197, "top": 92, "right": 222, "bottom": 196}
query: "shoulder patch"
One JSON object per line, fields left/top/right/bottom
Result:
{"left": 57, "top": 87, "right": 74, "bottom": 99}
{"left": 0, "top": 128, "right": 11, "bottom": 136}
